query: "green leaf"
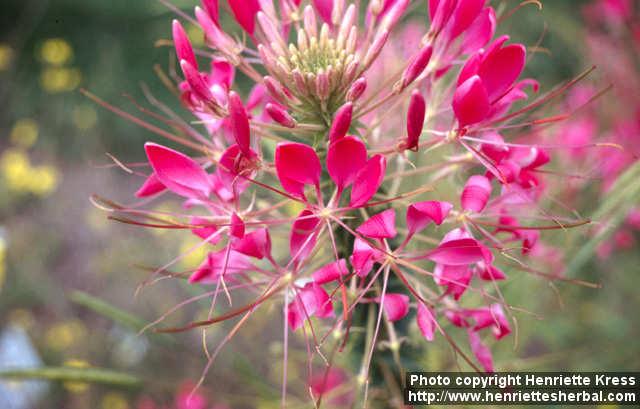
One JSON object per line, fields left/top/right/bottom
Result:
{"left": 70, "top": 290, "right": 146, "bottom": 330}
{"left": 0, "top": 366, "right": 141, "bottom": 388}
{"left": 69, "top": 290, "right": 174, "bottom": 344}
{"left": 564, "top": 161, "right": 640, "bottom": 277}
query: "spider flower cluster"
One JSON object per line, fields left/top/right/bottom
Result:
{"left": 99, "top": 0, "right": 597, "bottom": 401}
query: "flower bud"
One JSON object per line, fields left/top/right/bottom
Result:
{"left": 228, "top": 91, "right": 251, "bottom": 155}
{"left": 263, "top": 76, "right": 287, "bottom": 103}
{"left": 303, "top": 5, "right": 318, "bottom": 38}
{"left": 196, "top": 7, "right": 237, "bottom": 58}
{"left": 180, "top": 59, "right": 213, "bottom": 102}
{"left": 406, "top": 90, "right": 426, "bottom": 151}
{"left": 316, "top": 69, "right": 330, "bottom": 100}
{"left": 329, "top": 102, "right": 353, "bottom": 143}
{"left": 363, "top": 29, "right": 389, "bottom": 69}
{"left": 173, "top": 20, "right": 197, "bottom": 69}
{"left": 266, "top": 103, "right": 297, "bottom": 128}
{"left": 401, "top": 45, "right": 433, "bottom": 89}
{"left": 346, "top": 77, "right": 367, "bottom": 102}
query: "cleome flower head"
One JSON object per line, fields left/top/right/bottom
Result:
{"left": 89, "top": 0, "right": 606, "bottom": 406}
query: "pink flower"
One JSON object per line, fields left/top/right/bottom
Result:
{"left": 287, "top": 282, "right": 335, "bottom": 331}
{"left": 453, "top": 36, "right": 529, "bottom": 128}
{"left": 378, "top": 293, "right": 410, "bottom": 322}
{"left": 417, "top": 302, "right": 437, "bottom": 341}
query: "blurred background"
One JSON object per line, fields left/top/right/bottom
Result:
{"left": 1, "top": 0, "right": 638, "bottom": 408}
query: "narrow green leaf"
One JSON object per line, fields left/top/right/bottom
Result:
{"left": 565, "top": 162, "right": 640, "bottom": 277}
{"left": 70, "top": 290, "right": 146, "bottom": 330}
{"left": 0, "top": 366, "right": 141, "bottom": 388}
{"left": 69, "top": 290, "right": 174, "bottom": 344}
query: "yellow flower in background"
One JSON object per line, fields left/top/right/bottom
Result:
{"left": 73, "top": 104, "right": 98, "bottom": 130}
{"left": 63, "top": 359, "right": 90, "bottom": 393}
{"left": 45, "top": 320, "right": 88, "bottom": 351}
{"left": 10, "top": 118, "right": 39, "bottom": 148}
{"left": 1, "top": 149, "right": 31, "bottom": 191}
{"left": 28, "top": 165, "right": 60, "bottom": 196}
{"left": 0, "top": 148, "right": 60, "bottom": 196}
{"left": 0, "top": 43, "right": 14, "bottom": 71}
{"left": 40, "top": 67, "right": 82, "bottom": 93}
{"left": 101, "top": 392, "right": 129, "bottom": 409}
{"left": 40, "top": 38, "right": 73, "bottom": 66}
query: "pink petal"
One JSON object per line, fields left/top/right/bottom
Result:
{"left": 477, "top": 263, "right": 506, "bottom": 281}
{"left": 172, "top": 20, "right": 197, "bottom": 69}
{"left": 290, "top": 209, "right": 320, "bottom": 263}
{"left": 479, "top": 131, "right": 510, "bottom": 163}
{"left": 327, "top": 136, "right": 368, "bottom": 191}
{"left": 379, "top": 293, "right": 409, "bottom": 322}
{"left": 176, "top": 381, "right": 208, "bottom": 409}
{"left": 435, "top": 264, "right": 472, "bottom": 300}
{"left": 228, "top": 91, "right": 251, "bottom": 155}
{"left": 135, "top": 173, "right": 166, "bottom": 197}
{"left": 196, "top": 6, "right": 233, "bottom": 52}
{"left": 189, "top": 249, "right": 254, "bottom": 284}
{"left": 478, "top": 43, "right": 526, "bottom": 101}
{"left": 417, "top": 302, "right": 436, "bottom": 341}
{"left": 232, "top": 228, "right": 271, "bottom": 259}
{"left": 328, "top": 102, "right": 353, "bottom": 143}
{"left": 180, "top": 60, "right": 213, "bottom": 102}
{"left": 310, "top": 368, "right": 347, "bottom": 397}
{"left": 442, "top": 227, "right": 472, "bottom": 241}
{"left": 217, "top": 144, "right": 258, "bottom": 188}
{"left": 406, "top": 89, "right": 426, "bottom": 150}
{"left": 312, "top": 259, "right": 348, "bottom": 284}
{"left": 445, "top": 309, "right": 470, "bottom": 328}
{"left": 461, "top": 175, "right": 491, "bottom": 212}
{"left": 378, "top": 0, "right": 410, "bottom": 31}
{"left": 230, "top": 212, "right": 245, "bottom": 238}
{"left": 350, "top": 238, "right": 376, "bottom": 277}
{"left": 428, "top": 0, "right": 440, "bottom": 21}
{"left": 228, "top": 0, "right": 261, "bottom": 34}
{"left": 356, "top": 209, "right": 397, "bottom": 239}
{"left": 209, "top": 57, "right": 235, "bottom": 90}
{"left": 201, "top": 0, "right": 219, "bottom": 25}
{"left": 468, "top": 329, "right": 494, "bottom": 372}
{"left": 275, "top": 142, "right": 321, "bottom": 198}
{"left": 312, "top": 0, "right": 334, "bottom": 24}
{"left": 190, "top": 217, "right": 221, "bottom": 243}
{"left": 429, "top": 0, "right": 456, "bottom": 34}
{"left": 144, "top": 142, "right": 211, "bottom": 199}
{"left": 453, "top": 75, "right": 490, "bottom": 127}
{"left": 349, "top": 155, "right": 387, "bottom": 208}
{"left": 288, "top": 283, "right": 334, "bottom": 330}
{"left": 425, "top": 238, "right": 484, "bottom": 265}
{"left": 460, "top": 7, "right": 495, "bottom": 54}
{"left": 246, "top": 83, "right": 267, "bottom": 110}
{"left": 407, "top": 201, "right": 453, "bottom": 235}
{"left": 469, "top": 304, "right": 511, "bottom": 340}
{"left": 449, "top": 0, "right": 485, "bottom": 40}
